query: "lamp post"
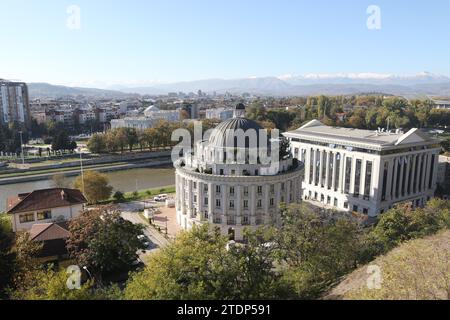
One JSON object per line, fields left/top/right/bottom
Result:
{"left": 79, "top": 147, "right": 85, "bottom": 194}
{"left": 82, "top": 266, "right": 93, "bottom": 280}
{"left": 18, "top": 131, "right": 25, "bottom": 165}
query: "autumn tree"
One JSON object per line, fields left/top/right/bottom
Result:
{"left": 73, "top": 171, "right": 113, "bottom": 204}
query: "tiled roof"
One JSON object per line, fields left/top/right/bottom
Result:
{"left": 7, "top": 188, "right": 87, "bottom": 214}
{"left": 29, "top": 223, "right": 71, "bottom": 242}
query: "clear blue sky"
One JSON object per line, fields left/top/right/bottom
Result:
{"left": 1, "top": 0, "right": 449, "bottom": 87}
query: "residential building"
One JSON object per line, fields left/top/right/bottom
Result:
{"left": 0, "top": 79, "right": 30, "bottom": 125}
{"left": 174, "top": 104, "right": 304, "bottom": 241}
{"left": 110, "top": 117, "right": 155, "bottom": 130}
{"left": 29, "top": 222, "right": 71, "bottom": 259}
{"left": 434, "top": 100, "right": 450, "bottom": 109}
{"left": 144, "top": 105, "right": 181, "bottom": 122}
{"left": 7, "top": 188, "right": 87, "bottom": 232}
{"left": 284, "top": 120, "right": 441, "bottom": 216}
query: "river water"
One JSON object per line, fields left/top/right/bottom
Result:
{"left": 0, "top": 167, "right": 175, "bottom": 211}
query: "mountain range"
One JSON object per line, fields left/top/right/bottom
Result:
{"left": 26, "top": 72, "right": 450, "bottom": 99}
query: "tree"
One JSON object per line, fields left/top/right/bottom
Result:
{"left": 275, "top": 204, "right": 363, "bottom": 298}
{"left": 125, "top": 225, "right": 287, "bottom": 300}
{"left": 73, "top": 171, "right": 113, "bottom": 204}
{"left": 52, "top": 173, "right": 70, "bottom": 188}
{"left": 0, "top": 213, "right": 15, "bottom": 297}
{"left": 66, "top": 207, "right": 147, "bottom": 279}
{"left": 51, "top": 130, "right": 76, "bottom": 151}
{"left": 87, "top": 133, "right": 106, "bottom": 154}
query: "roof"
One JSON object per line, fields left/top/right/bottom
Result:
{"left": 208, "top": 117, "right": 267, "bottom": 149}
{"left": 144, "top": 105, "right": 160, "bottom": 113}
{"left": 29, "top": 223, "right": 71, "bottom": 242}
{"left": 7, "top": 188, "right": 87, "bottom": 214}
{"left": 284, "top": 120, "right": 439, "bottom": 150}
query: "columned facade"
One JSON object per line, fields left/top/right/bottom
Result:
{"left": 285, "top": 120, "right": 441, "bottom": 217}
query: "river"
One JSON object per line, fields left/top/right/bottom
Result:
{"left": 0, "top": 167, "right": 175, "bottom": 211}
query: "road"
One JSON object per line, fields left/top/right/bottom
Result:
{"left": 119, "top": 200, "right": 171, "bottom": 262}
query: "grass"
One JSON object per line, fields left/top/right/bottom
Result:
{"left": 101, "top": 185, "right": 176, "bottom": 204}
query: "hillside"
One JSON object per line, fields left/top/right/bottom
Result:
{"left": 28, "top": 83, "right": 135, "bottom": 99}
{"left": 326, "top": 230, "right": 450, "bottom": 300}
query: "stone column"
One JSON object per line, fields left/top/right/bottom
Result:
{"left": 425, "top": 152, "right": 432, "bottom": 190}
{"left": 385, "top": 159, "right": 393, "bottom": 201}
{"left": 312, "top": 149, "right": 318, "bottom": 186}
{"left": 410, "top": 154, "right": 416, "bottom": 194}
{"left": 392, "top": 158, "right": 398, "bottom": 199}
{"left": 332, "top": 153, "right": 337, "bottom": 191}
{"left": 180, "top": 177, "right": 186, "bottom": 214}
{"left": 398, "top": 157, "right": 404, "bottom": 198}
{"left": 404, "top": 156, "right": 411, "bottom": 196}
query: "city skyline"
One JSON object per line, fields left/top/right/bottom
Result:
{"left": 1, "top": 0, "right": 450, "bottom": 87}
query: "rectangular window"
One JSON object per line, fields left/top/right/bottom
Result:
{"left": 270, "top": 198, "right": 274, "bottom": 206}
{"left": 242, "top": 215, "right": 249, "bottom": 225}
{"left": 229, "top": 187, "right": 235, "bottom": 195}
{"left": 204, "top": 198, "right": 208, "bottom": 205}
{"left": 257, "top": 199, "right": 262, "bottom": 208}
{"left": 216, "top": 199, "right": 221, "bottom": 208}
{"left": 270, "top": 185, "right": 274, "bottom": 194}
{"left": 344, "top": 157, "right": 352, "bottom": 193}
{"left": 229, "top": 200, "right": 234, "bottom": 208}
{"left": 354, "top": 159, "right": 362, "bottom": 197}
{"left": 19, "top": 213, "right": 35, "bottom": 223}
{"left": 243, "top": 187, "right": 249, "bottom": 196}
{"left": 364, "top": 161, "right": 373, "bottom": 200}
{"left": 216, "top": 185, "right": 221, "bottom": 194}
{"left": 257, "top": 186, "right": 263, "bottom": 194}
{"left": 37, "top": 210, "right": 52, "bottom": 221}
{"left": 244, "top": 200, "right": 248, "bottom": 208}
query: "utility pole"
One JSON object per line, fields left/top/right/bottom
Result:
{"left": 79, "top": 147, "right": 85, "bottom": 194}
{"left": 19, "top": 131, "right": 25, "bottom": 165}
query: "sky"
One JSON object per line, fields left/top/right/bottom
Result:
{"left": 1, "top": 0, "right": 449, "bottom": 88}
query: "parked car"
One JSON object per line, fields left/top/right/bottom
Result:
{"left": 154, "top": 194, "right": 168, "bottom": 202}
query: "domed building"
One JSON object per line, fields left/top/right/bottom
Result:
{"left": 174, "top": 104, "right": 304, "bottom": 241}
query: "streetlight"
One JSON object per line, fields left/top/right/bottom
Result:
{"left": 18, "top": 131, "right": 24, "bottom": 165}
{"left": 79, "top": 147, "right": 85, "bottom": 194}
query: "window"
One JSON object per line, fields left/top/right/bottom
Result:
{"left": 193, "top": 195, "right": 197, "bottom": 203}
{"left": 334, "top": 198, "right": 338, "bottom": 207}
{"left": 270, "top": 185, "right": 274, "bottom": 194}
{"left": 364, "top": 161, "right": 373, "bottom": 200}
{"left": 193, "top": 182, "right": 197, "bottom": 189}
{"left": 216, "top": 185, "right": 221, "bottom": 194}
{"left": 244, "top": 200, "right": 249, "bottom": 208}
{"left": 242, "top": 215, "right": 249, "bottom": 225}
{"left": 220, "top": 169, "right": 224, "bottom": 175}
{"left": 257, "top": 199, "right": 262, "bottom": 208}
{"left": 363, "top": 208, "right": 368, "bottom": 215}
{"left": 216, "top": 199, "right": 221, "bottom": 208}
{"left": 229, "top": 187, "right": 235, "bottom": 195}
{"left": 229, "top": 200, "right": 234, "bottom": 209}
{"left": 343, "top": 202, "right": 348, "bottom": 209}
{"left": 353, "top": 205, "right": 358, "bottom": 212}
{"left": 204, "top": 198, "right": 208, "bottom": 205}
{"left": 281, "top": 183, "right": 285, "bottom": 191}
{"left": 270, "top": 198, "right": 274, "bottom": 206}
{"left": 204, "top": 185, "right": 208, "bottom": 192}
{"left": 19, "top": 213, "right": 35, "bottom": 223}
{"left": 37, "top": 210, "right": 52, "bottom": 221}
{"left": 257, "top": 186, "right": 263, "bottom": 195}
{"left": 204, "top": 211, "right": 209, "bottom": 219}
{"left": 244, "top": 187, "right": 249, "bottom": 196}
{"left": 354, "top": 159, "right": 362, "bottom": 197}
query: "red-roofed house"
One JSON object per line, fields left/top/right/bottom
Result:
{"left": 6, "top": 188, "right": 87, "bottom": 232}
{"left": 29, "top": 222, "right": 71, "bottom": 258}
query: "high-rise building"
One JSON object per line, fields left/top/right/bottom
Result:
{"left": 284, "top": 120, "right": 441, "bottom": 216}
{"left": 0, "top": 79, "right": 30, "bottom": 126}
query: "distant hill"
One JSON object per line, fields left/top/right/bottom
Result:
{"left": 116, "top": 72, "right": 450, "bottom": 98}
{"left": 325, "top": 230, "right": 450, "bottom": 300}
{"left": 28, "top": 82, "right": 135, "bottom": 99}
{"left": 24, "top": 72, "right": 450, "bottom": 99}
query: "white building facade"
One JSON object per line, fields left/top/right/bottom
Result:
{"left": 175, "top": 106, "right": 304, "bottom": 241}
{"left": 284, "top": 120, "right": 441, "bottom": 217}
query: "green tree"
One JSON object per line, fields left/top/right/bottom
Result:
{"left": 73, "top": 171, "right": 113, "bottom": 204}
{"left": 0, "top": 213, "right": 15, "bottom": 297}
{"left": 87, "top": 133, "right": 106, "bottom": 154}
{"left": 125, "top": 225, "right": 287, "bottom": 300}
{"left": 66, "top": 207, "right": 147, "bottom": 279}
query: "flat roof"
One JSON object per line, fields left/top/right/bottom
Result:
{"left": 284, "top": 120, "right": 440, "bottom": 150}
